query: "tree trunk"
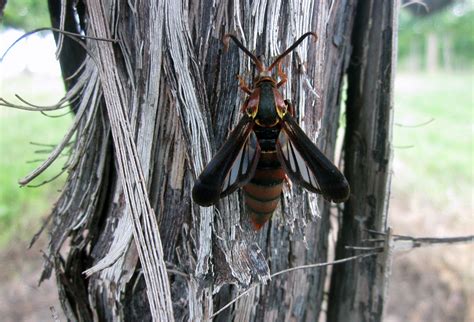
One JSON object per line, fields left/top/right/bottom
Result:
{"left": 407, "top": 38, "right": 422, "bottom": 71}
{"left": 441, "top": 33, "right": 452, "bottom": 71}
{"left": 426, "top": 32, "right": 439, "bottom": 72}
{"left": 40, "top": 0, "right": 395, "bottom": 321}
{"left": 328, "top": 1, "right": 398, "bottom": 321}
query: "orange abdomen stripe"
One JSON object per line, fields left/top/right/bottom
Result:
{"left": 245, "top": 125, "right": 283, "bottom": 229}
{"left": 243, "top": 165, "right": 284, "bottom": 229}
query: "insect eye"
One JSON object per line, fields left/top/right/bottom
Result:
{"left": 276, "top": 105, "right": 287, "bottom": 119}
{"left": 246, "top": 106, "right": 258, "bottom": 118}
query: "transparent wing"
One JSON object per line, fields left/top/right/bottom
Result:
{"left": 220, "top": 130, "right": 260, "bottom": 197}
{"left": 276, "top": 114, "right": 350, "bottom": 202}
{"left": 192, "top": 115, "right": 260, "bottom": 206}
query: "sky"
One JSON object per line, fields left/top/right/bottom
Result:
{"left": 0, "top": 28, "right": 62, "bottom": 78}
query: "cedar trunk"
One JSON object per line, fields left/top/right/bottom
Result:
{"left": 42, "top": 0, "right": 397, "bottom": 321}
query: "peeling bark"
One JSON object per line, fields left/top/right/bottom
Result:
{"left": 328, "top": 1, "right": 399, "bottom": 321}
{"left": 40, "top": 0, "right": 395, "bottom": 321}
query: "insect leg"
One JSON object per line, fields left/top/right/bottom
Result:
{"left": 284, "top": 173, "right": 293, "bottom": 189}
{"left": 284, "top": 99, "right": 295, "bottom": 116}
{"left": 237, "top": 75, "right": 253, "bottom": 95}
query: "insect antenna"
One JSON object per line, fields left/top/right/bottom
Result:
{"left": 267, "top": 32, "right": 317, "bottom": 71}
{"left": 223, "top": 34, "right": 265, "bottom": 72}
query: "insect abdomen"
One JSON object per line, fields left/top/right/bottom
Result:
{"left": 243, "top": 126, "right": 284, "bottom": 229}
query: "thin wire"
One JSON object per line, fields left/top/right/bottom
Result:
{"left": 210, "top": 251, "right": 378, "bottom": 319}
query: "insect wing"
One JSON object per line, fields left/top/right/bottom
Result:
{"left": 220, "top": 131, "right": 260, "bottom": 197}
{"left": 192, "top": 115, "right": 261, "bottom": 206}
{"left": 276, "top": 114, "right": 350, "bottom": 202}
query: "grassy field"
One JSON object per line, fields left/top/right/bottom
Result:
{"left": 387, "top": 71, "right": 473, "bottom": 322}
{"left": 392, "top": 72, "right": 473, "bottom": 207}
{"left": 0, "top": 73, "right": 70, "bottom": 245}
{"left": 390, "top": 72, "right": 473, "bottom": 243}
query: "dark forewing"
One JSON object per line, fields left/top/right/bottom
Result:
{"left": 192, "top": 114, "right": 261, "bottom": 206}
{"left": 276, "top": 114, "right": 350, "bottom": 202}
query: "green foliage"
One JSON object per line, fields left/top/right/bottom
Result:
{"left": 2, "top": 0, "right": 51, "bottom": 30}
{"left": 398, "top": 2, "right": 474, "bottom": 69}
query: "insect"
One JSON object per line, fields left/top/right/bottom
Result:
{"left": 192, "top": 32, "right": 350, "bottom": 229}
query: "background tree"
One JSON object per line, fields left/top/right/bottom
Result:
{"left": 399, "top": 0, "right": 474, "bottom": 71}
{"left": 9, "top": 0, "right": 397, "bottom": 320}
{"left": 1, "top": 0, "right": 50, "bottom": 30}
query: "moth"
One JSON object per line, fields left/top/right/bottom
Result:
{"left": 192, "top": 32, "right": 350, "bottom": 229}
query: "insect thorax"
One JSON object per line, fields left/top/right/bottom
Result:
{"left": 255, "top": 81, "right": 280, "bottom": 127}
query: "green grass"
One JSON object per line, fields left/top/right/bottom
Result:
{"left": 0, "top": 73, "right": 71, "bottom": 245}
{"left": 393, "top": 71, "right": 473, "bottom": 206}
